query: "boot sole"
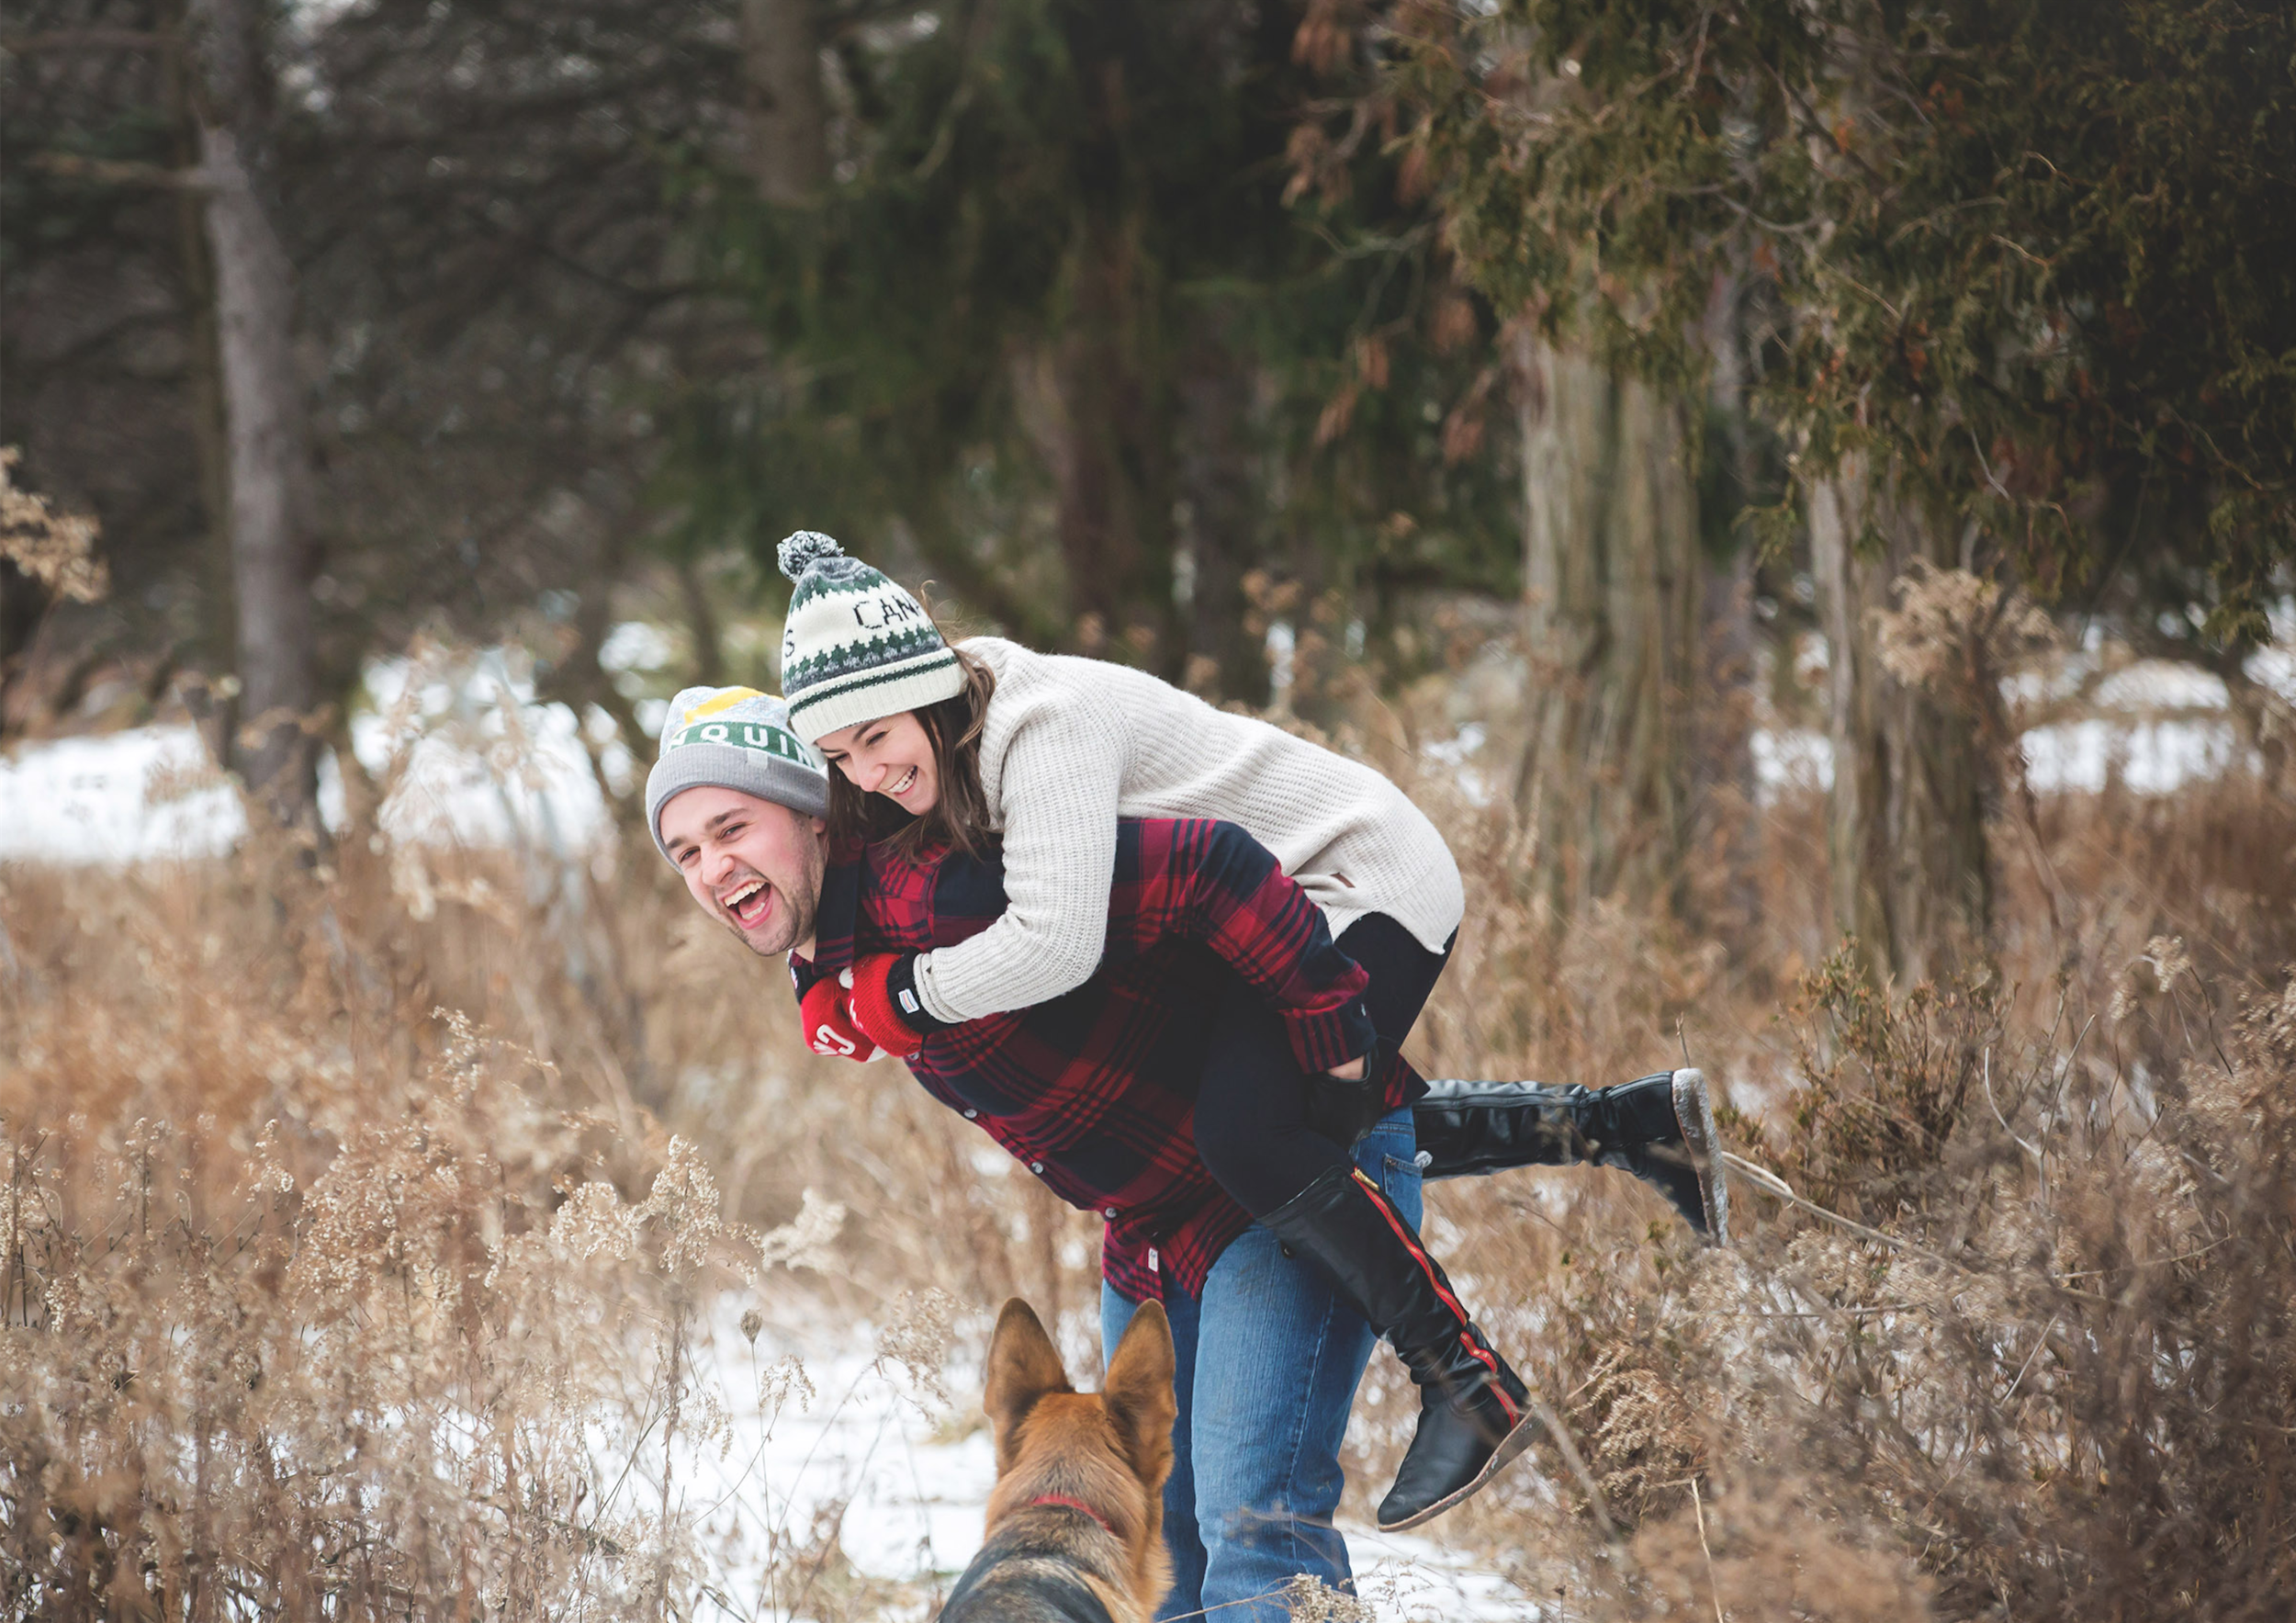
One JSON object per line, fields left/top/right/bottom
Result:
{"left": 1670, "top": 1068, "right": 1730, "bottom": 1246}
{"left": 1374, "top": 1408, "right": 1544, "bottom": 1532}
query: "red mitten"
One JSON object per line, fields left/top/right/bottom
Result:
{"left": 845, "top": 953, "right": 929, "bottom": 1059}
{"left": 799, "top": 976, "right": 878, "bottom": 1061}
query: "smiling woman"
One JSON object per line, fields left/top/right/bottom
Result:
{"left": 816, "top": 711, "right": 940, "bottom": 815}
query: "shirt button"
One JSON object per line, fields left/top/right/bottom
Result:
{"left": 1103, "top": 1208, "right": 1118, "bottom": 1220}
{"left": 1030, "top": 1161, "right": 1044, "bottom": 1175}
{"left": 962, "top": 1109, "right": 977, "bottom": 1119}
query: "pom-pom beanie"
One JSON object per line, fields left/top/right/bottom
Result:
{"left": 644, "top": 686, "right": 829, "bottom": 862}
{"left": 776, "top": 531, "right": 963, "bottom": 743}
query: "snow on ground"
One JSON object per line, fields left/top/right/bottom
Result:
{"left": 1728, "top": 715, "right": 2266, "bottom": 805}
{"left": 0, "top": 713, "right": 2263, "bottom": 862}
{"left": 672, "top": 1303, "right": 1537, "bottom": 1621}
{"left": 2020, "top": 717, "right": 2257, "bottom": 795}
{"left": 8, "top": 623, "right": 2292, "bottom": 862}
{"left": 0, "top": 725, "right": 245, "bottom": 862}
{"left": 350, "top": 655, "right": 616, "bottom": 853}
{"left": 0, "top": 650, "right": 623, "bottom": 863}
{"left": 1750, "top": 727, "right": 1835, "bottom": 799}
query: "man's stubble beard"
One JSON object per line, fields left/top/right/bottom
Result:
{"left": 726, "top": 832, "right": 826, "bottom": 958}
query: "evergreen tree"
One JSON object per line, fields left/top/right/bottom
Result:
{"left": 1377, "top": 0, "right": 2296, "bottom": 975}
{"left": 667, "top": 0, "right": 1521, "bottom": 694}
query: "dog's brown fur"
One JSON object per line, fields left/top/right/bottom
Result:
{"left": 939, "top": 1298, "right": 1176, "bottom": 1623}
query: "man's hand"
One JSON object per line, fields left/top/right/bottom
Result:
{"left": 800, "top": 976, "right": 879, "bottom": 1061}
{"left": 845, "top": 953, "right": 932, "bottom": 1059}
{"left": 1324, "top": 1055, "right": 1367, "bottom": 1081}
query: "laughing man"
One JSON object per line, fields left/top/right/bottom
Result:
{"left": 645, "top": 688, "right": 1723, "bottom": 1623}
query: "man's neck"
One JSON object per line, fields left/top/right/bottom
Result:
{"left": 791, "top": 936, "right": 816, "bottom": 963}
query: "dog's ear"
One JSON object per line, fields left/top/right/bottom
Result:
{"left": 984, "top": 1298, "right": 1072, "bottom": 1469}
{"left": 1100, "top": 1299, "right": 1176, "bottom": 1492}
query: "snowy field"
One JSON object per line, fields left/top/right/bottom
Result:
{"left": 3, "top": 624, "right": 2288, "bottom": 1618}
{"left": 0, "top": 640, "right": 1559, "bottom": 1617}
{"left": 4, "top": 631, "right": 2290, "bottom": 865}
{"left": 670, "top": 1304, "right": 1536, "bottom": 1622}
{"left": 0, "top": 650, "right": 619, "bottom": 863}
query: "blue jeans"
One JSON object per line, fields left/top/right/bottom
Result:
{"left": 1100, "top": 1108, "right": 1423, "bottom": 1623}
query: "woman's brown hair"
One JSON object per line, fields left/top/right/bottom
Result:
{"left": 824, "top": 640, "right": 999, "bottom": 860}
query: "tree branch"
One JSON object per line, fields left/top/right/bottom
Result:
{"left": 0, "top": 28, "right": 172, "bottom": 54}
{"left": 24, "top": 152, "right": 208, "bottom": 190}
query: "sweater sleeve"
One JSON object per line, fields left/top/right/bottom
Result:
{"left": 910, "top": 688, "right": 1126, "bottom": 1022}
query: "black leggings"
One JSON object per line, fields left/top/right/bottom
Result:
{"left": 1193, "top": 912, "right": 1451, "bottom": 1218}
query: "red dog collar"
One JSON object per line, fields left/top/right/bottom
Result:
{"left": 1029, "top": 1493, "right": 1120, "bottom": 1539}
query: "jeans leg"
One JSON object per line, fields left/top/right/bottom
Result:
{"left": 1185, "top": 1109, "right": 1424, "bottom": 1623}
{"left": 1104, "top": 1280, "right": 1206, "bottom": 1623}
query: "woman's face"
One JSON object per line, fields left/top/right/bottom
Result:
{"left": 815, "top": 710, "right": 940, "bottom": 815}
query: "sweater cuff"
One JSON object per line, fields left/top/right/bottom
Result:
{"left": 1284, "top": 997, "right": 1377, "bottom": 1075}
{"left": 882, "top": 952, "right": 957, "bottom": 1033}
{"left": 911, "top": 950, "right": 970, "bottom": 1026}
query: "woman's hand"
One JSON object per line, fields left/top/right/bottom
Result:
{"left": 1305, "top": 1041, "right": 1382, "bottom": 1146}
{"left": 845, "top": 953, "right": 933, "bottom": 1058}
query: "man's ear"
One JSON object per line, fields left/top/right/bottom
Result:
{"left": 1101, "top": 1300, "right": 1176, "bottom": 1492}
{"left": 983, "top": 1298, "right": 1072, "bottom": 1471}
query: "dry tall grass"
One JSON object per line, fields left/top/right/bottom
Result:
{"left": 4, "top": 670, "right": 2293, "bottom": 1618}
{"left": 1379, "top": 756, "right": 2296, "bottom": 1621}
{"left": 0, "top": 822, "right": 1084, "bottom": 1619}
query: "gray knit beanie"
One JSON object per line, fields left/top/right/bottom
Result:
{"left": 776, "top": 531, "right": 964, "bottom": 744}
{"left": 644, "top": 686, "right": 829, "bottom": 862}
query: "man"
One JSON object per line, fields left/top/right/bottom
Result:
{"left": 646, "top": 687, "right": 1723, "bottom": 1622}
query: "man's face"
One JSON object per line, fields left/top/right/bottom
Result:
{"left": 658, "top": 786, "right": 827, "bottom": 957}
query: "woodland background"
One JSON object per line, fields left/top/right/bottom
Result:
{"left": 4, "top": 3, "right": 2294, "bottom": 1620}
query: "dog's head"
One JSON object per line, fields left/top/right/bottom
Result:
{"left": 980, "top": 1297, "right": 1176, "bottom": 1611}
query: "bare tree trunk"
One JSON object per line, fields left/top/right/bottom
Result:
{"left": 1687, "top": 274, "right": 1764, "bottom": 940}
{"left": 163, "top": 0, "right": 238, "bottom": 766}
{"left": 1174, "top": 304, "right": 1264, "bottom": 700}
{"left": 676, "top": 556, "right": 726, "bottom": 687}
{"left": 1045, "top": 212, "right": 1177, "bottom": 671}
{"left": 1690, "top": 542, "right": 1762, "bottom": 936}
{"left": 192, "top": 0, "right": 319, "bottom": 831}
{"left": 199, "top": 124, "right": 318, "bottom": 829}
{"left": 1514, "top": 335, "right": 1700, "bottom": 915}
{"left": 741, "top": 0, "right": 827, "bottom": 204}
{"left": 1809, "top": 460, "right": 1992, "bottom": 984}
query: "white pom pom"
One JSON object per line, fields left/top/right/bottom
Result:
{"left": 778, "top": 530, "right": 845, "bottom": 582}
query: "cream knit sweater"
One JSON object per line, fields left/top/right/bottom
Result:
{"left": 910, "top": 637, "right": 1465, "bottom": 1025}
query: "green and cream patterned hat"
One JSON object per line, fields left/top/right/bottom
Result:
{"left": 775, "top": 531, "right": 963, "bottom": 743}
{"left": 645, "top": 686, "right": 829, "bottom": 862}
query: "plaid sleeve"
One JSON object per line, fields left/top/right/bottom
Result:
{"left": 788, "top": 952, "right": 835, "bottom": 1000}
{"left": 1138, "top": 819, "right": 1376, "bottom": 1073}
{"left": 790, "top": 840, "right": 875, "bottom": 1001}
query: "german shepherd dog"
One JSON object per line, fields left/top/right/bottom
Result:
{"left": 940, "top": 1298, "right": 1177, "bottom": 1623}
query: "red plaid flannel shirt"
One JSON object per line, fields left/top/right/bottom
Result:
{"left": 790, "top": 817, "right": 1413, "bottom": 1302}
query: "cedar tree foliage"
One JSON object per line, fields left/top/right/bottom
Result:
{"left": 1372, "top": 0, "right": 2296, "bottom": 638}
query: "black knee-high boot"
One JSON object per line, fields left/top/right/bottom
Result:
{"left": 1412, "top": 1068, "right": 1730, "bottom": 1244}
{"left": 1260, "top": 1165, "right": 1541, "bottom": 1530}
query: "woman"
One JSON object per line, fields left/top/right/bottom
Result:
{"left": 774, "top": 531, "right": 1724, "bottom": 1532}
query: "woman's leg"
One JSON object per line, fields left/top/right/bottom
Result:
{"left": 1191, "top": 912, "right": 1448, "bottom": 1215}
{"left": 1412, "top": 1072, "right": 1731, "bottom": 1241}
{"left": 1104, "top": 1279, "right": 1207, "bottom": 1623}
{"left": 1189, "top": 913, "right": 1536, "bottom": 1532}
